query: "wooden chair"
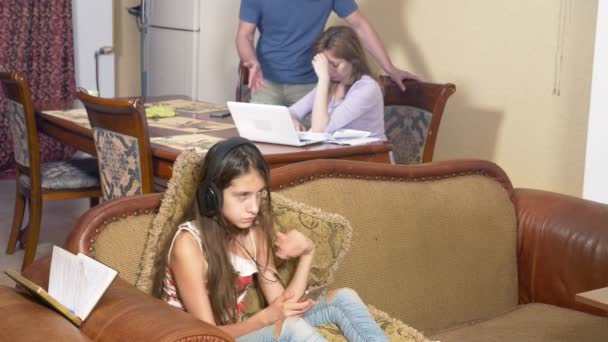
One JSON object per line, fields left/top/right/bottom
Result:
{"left": 1, "top": 71, "right": 101, "bottom": 270}
{"left": 76, "top": 90, "right": 155, "bottom": 200}
{"left": 235, "top": 62, "right": 251, "bottom": 102}
{"left": 380, "top": 76, "right": 456, "bottom": 164}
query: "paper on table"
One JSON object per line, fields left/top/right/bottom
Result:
{"left": 297, "top": 129, "right": 371, "bottom": 142}
{"left": 325, "top": 137, "right": 382, "bottom": 146}
{"left": 297, "top": 132, "right": 330, "bottom": 141}
{"left": 330, "top": 129, "right": 371, "bottom": 139}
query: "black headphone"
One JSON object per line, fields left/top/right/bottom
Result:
{"left": 197, "top": 137, "right": 255, "bottom": 217}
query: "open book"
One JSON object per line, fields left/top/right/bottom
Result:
{"left": 298, "top": 129, "right": 382, "bottom": 146}
{"left": 4, "top": 246, "right": 118, "bottom": 326}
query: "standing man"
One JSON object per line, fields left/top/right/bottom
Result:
{"left": 237, "top": 0, "right": 417, "bottom": 106}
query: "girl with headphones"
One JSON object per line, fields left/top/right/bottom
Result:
{"left": 161, "top": 137, "right": 387, "bottom": 341}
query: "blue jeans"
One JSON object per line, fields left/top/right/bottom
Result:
{"left": 237, "top": 288, "right": 387, "bottom": 342}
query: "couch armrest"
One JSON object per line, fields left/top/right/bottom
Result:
{"left": 515, "top": 188, "right": 608, "bottom": 316}
{"left": 23, "top": 258, "right": 234, "bottom": 342}
{"left": 64, "top": 192, "right": 163, "bottom": 255}
{"left": 0, "top": 285, "right": 91, "bottom": 341}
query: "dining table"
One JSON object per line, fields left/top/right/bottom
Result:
{"left": 37, "top": 97, "right": 392, "bottom": 180}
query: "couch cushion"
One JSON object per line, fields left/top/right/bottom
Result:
{"left": 428, "top": 303, "right": 608, "bottom": 342}
{"left": 276, "top": 174, "right": 519, "bottom": 331}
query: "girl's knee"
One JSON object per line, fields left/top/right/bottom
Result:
{"left": 327, "top": 287, "right": 359, "bottom": 302}
{"left": 274, "top": 316, "right": 314, "bottom": 339}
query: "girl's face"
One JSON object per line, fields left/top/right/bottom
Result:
{"left": 324, "top": 50, "right": 353, "bottom": 84}
{"left": 222, "top": 169, "right": 266, "bottom": 229}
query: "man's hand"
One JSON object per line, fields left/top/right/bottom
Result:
{"left": 388, "top": 66, "right": 419, "bottom": 92}
{"left": 243, "top": 60, "right": 266, "bottom": 94}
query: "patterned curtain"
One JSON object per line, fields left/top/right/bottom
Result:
{"left": 0, "top": 0, "right": 77, "bottom": 175}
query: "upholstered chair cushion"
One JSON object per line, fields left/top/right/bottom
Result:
{"left": 18, "top": 158, "right": 100, "bottom": 190}
{"left": 93, "top": 127, "right": 143, "bottom": 200}
{"left": 6, "top": 98, "right": 29, "bottom": 166}
{"left": 384, "top": 105, "right": 432, "bottom": 164}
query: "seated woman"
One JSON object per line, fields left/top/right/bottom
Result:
{"left": 289, "top": 26, "right": 386, "bottom": 140}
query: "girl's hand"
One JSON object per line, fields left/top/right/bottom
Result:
{"left": 292, "top": 118, "right": 305, "bottom": 132}
{"left": 264, "top": 291, "right": 315, "bottom": 323}
{"left": 275, "top": 230, "right": 315, "bottom": 260}
{"left": 312, "top": 53, "right": 330, "bottom": 83}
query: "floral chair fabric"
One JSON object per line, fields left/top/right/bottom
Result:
{"left": 18, "top": 158, "right": 100, "bottom": 190}
{"left": 93, "top": 127, "right": 143, "bottom": 200}
{"left": 6, "top": 99, "right": 29, "bottom": 167}
{"left": 384, "top": 105, "right": 432, "bottom": 165}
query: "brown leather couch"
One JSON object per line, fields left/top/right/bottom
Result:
{"left": 3, "top": 158, "right": 608, "bottom": 341}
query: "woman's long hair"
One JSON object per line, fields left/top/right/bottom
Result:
{"left": 313, "top": 25, "right": 374, "bottom": 87}
{"left": 193, "top": 143, "right": 274, "bottom": 324}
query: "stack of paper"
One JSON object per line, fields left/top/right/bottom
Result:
{"left": 297, "top": 129, "right": 381, "bottom": 146}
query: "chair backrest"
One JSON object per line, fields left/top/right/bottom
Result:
{"left": 380, "top": 76, "right": 456, "bottom": 164}
{"left": 0, "top": 71, "right": 42, "bottom": 186}
{"left": 76, "top": 90, "right": 154, "bottom": 200}
{"left": 235, "top": 63, "right": 251, "bottom": 102}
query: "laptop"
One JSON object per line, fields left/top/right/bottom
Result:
{"left": 226, "top": 101, "right": 326, "bottom": 146}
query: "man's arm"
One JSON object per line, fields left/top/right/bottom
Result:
{"left": 344, "top": 10, "right": 418, "bottom": 91}
{"left": 236, "top": 20, "right": 264, "bottom": 92}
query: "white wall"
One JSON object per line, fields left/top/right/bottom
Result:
{"left": 196, "top": 0, "right": 240, "bottom": 104}
{"left": 341, "top": 1, "right": 597, "bottom": 197}
{"left": 72, "top": 0, "right": 115, "bottom": 97}
{"left": 584, "top": 0, "right": 608, "bottom": 203}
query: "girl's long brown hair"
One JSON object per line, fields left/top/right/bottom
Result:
{"left": 313, "top": 25, "right": 374, "bottom": 87}
{"left": 193, "top": 142, "right": 274, "bottom": 324}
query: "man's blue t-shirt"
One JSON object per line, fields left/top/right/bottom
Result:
{"left": 240, "top": 0, "right": 358, "bottom": 84}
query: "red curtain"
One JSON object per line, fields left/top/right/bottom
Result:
{"left": 0, "top": 0, "right": 77, "bottom": 175}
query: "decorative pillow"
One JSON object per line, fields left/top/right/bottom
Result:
{"left": 136, "top": 151, "right": 204, "bottom": 295}
{"left": 245, "top": 192, "right": 353, "bottom": 315}
{"left": 271, "top": 192, "right": 352, "bottom": 288}
{"left": 317, "top": 305, "right": 432, "bottom": 342}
